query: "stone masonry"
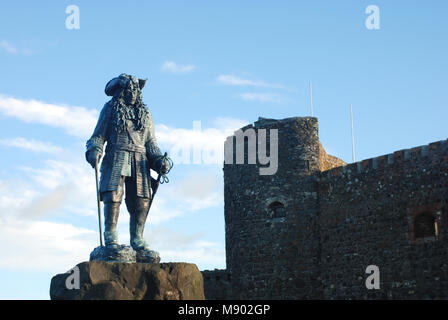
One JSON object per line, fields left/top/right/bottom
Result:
{"left": 202, "top": 116, "right": 448, "bottom": 299}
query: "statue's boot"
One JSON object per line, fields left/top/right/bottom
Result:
{"left": 103, "top": 202, "right": 120, "bottom": 247}
{"left": 128, "top": 197, "right": 150, "bottom": 251}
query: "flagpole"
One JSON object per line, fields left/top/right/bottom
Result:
{"left": 309, "top": 81, "right": 313, "bottom": 116}
{"left": 350, "top": 104, "right": 356, "bottom": 163}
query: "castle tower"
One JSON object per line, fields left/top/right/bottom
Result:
{"left": 223, "top": 117, "right": 323, "bottom": 299}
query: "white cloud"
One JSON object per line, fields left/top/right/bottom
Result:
{"left": 0, "top": 94, "right": 98, "bottom": 138}
{"left": 239, "top": 92, "right": 283, "bottom": 103}
{"left": 146, "top": 194, "right": 185, "bottom": 225}
{"left": 0, "top": 95, "right": 241, "bottom": 274}
{"left": 140, "top": 168, "right": 224, "bottom": 225}
{"left": 21, "top": 158, "right": 220, "bottom": 222}
{"left": 0, "top": 106, "right": 247, "bottom": 223}
{"left": 210, "top": 117, "right": 248, "bottom": 131}
{"left": 21, "top": 183, "right": 76, "bottom": 219}
{"left": 160, "top": 244, "right": 226, "bottom": 270}
{"left": 0, "top": 214, "right": 224, "bottom": 273}
{"left": 0, "top": 180, "right": 38, "bottom": 214}
{"left": 0, "top": 156, "right": 226, "bottom": 273}
{"left": 161, "top": 61, "right": 196, "bottom": 74}
{"left": 0, "top": 114, "right": 239, "bottom": 222}
{"left": 11, "top": 157, "right": 98, "bottom": 219}
{"left": 20, "top": 158, "right": 89, "bottom": 190}
{"left": 0, "top": 95, "right": 247, "bottom": 146}
{"left": 216, "top": 74, "right": 284, "bottom": 89}
{"left": 146, "top": 118, "right": 248, "bottom": 218}
{"left": 0, "top": 214, "right": 225, "bottom": 272}
{"left": 9, "top": 147, "right": 226, "bottom": 224}
{"left": 171, "top": 170, "right": 222, "bottom": 211}
{"left": 145, "top": 228, "right": 226, "bottom": 270}
{"left": 155, "top": 117, "right": 248, "bottom": 165}
{"left": 0, "top": 216, "right": 96, "bottom": 272}
{"left": 0, "top": 41, "right": 17, "bottom": 54}
{"left": 0, "top": 41, "right": 32, "bottom": 55}
{"left": 0, "top": 137, "right": 63, "bottom": 154}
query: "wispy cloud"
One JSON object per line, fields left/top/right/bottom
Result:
{"left": 216, "top": 74, "right": 284, "bottom": 89}
{"left": 0, "top": 92, "right": 237, "bottom": 273}
{"left": 0, "top": 216, "right": 96, "bottom": 272}
{"left": 239, "top": 92, "right": 284, "bottom": 103}
{"left": 161, "top": 61, "right": 196, "bottom": 74}
{"left": 2, "top": 156, "right": 116, "bottom": 220}
{"left": 155, "top": 117, "right": 248, "bottom": 165}
{"left": 0, "top": 155, "right": 225, "bottom": 271}
{"left": 0, "top": 41, "right": 17, "bottom": 54}
{"left": 0, "top": 137, "right": 63, "bottom": 154}
{"left": 0, "top": 41, "right": 32, "bottom": 55}
{"left": 21, "top": 183, "right": 76, "bottom": 219}
{"left": 0, "top": 180, "right": 38, "bottom": 214}
{"left": 147, "top": 228, "right": 225, "bottom": 269}
{"left": 0, "top": 94, "right": 98, "bottom": 138}
{"left": 160, "top": 169, "right": 222, "bottom": 213}
{"left": 0, "top": 213, "right": 224, "bottom": 272}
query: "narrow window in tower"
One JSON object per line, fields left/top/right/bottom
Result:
{"left": 269, "top": 202, "right": 286, "bottom": 222}
{"left": 414, "top": 212, "right": 438, "bottom": 239}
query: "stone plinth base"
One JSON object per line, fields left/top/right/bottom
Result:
{"left": 89, "top": 245, "right": 136, "bottom": 263}
{"left": 50, "top": 261, "right": 205, "bottom": 300}
{"left": 89, "top": 245, "right": 160, "bottom": 263}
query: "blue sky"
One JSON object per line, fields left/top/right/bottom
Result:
{"left": 0, "top": 1, "right": 447, "bottom": 299}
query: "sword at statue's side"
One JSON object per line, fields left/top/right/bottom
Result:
{"left": 95, "top": 157, "right": 104, "bottom": 247}
{"left": 149, "top": 152, "right": 173, "bottom": 211}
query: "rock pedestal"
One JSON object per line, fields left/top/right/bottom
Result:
{"left": 50, "top": 261, "right": 205, "bottom": 300}
{"left": 89, "top": 245, "right": 160, "bottom": 263}
{"left": 89, "top": 245, "right": 137, "bottom": 263}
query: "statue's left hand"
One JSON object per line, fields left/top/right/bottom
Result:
{"left": 156, "top": 156, "right": 171, "bottom": 175}
{"left": 86, "top": 149, "right": 102, "bottom": 169}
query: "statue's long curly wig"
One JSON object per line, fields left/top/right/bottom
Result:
{"left": 110, "top": 81, "right": 149, "bottom": 133}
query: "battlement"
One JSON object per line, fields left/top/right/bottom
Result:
{"left": 321, "top": 138, "right": 448, "bottom": 179}
{"left": 201, "top": 269, "right": 232, "bottom": 300}
{"left": 317, "top": 136, "right": 448, "bottom": 299}
{"left": 231, "top": 116, "right": 317, "bottom": 133}
{"left": 215, "top": 115, "right": 448, "bottom": 300}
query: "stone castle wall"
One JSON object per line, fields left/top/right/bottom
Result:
{"left": 317, "top": 139, "right": 448, "bottom": 299}
{"left": 223, "top": 117, "right": 323, "bottom": 299}
{"left": 203, "top": 117, "right": 448, "bottom": 299}
{"left": 201, "top": 269, "right": 232, "bottom": 300}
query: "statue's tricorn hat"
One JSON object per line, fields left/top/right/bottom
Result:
{"left": 105, "top": 74, "right": 147, "bottom": 96}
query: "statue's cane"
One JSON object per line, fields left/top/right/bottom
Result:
{"left": 94, "top": 158, "right": 104, "bottom": 247}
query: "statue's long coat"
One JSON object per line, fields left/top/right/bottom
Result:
{"left": 86, "top": 100, "right": 162, "bottom": 199}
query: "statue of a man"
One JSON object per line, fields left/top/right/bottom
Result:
{"left": 85, "top": 73, "right": 170, "bottom": 251}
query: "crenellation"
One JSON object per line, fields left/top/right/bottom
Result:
{"left": 201, "top": 269, "right": 232, "bottom": 300}
{"left": 204, "top": 117, "right": 448, "bottom": 300}
{"left": 357, "top": 161, "right": 362, "bottom": 173}
{"left": 404, "top": 149, "right": 411, "bottom": 161}
{"left": 361, "top": 159, "right": 370, "bottom": 171}
{"left": 372, "top": 157, "right": 378, "bottom": 169}
{"left": 387, "top": 153, "right": 394, "bottom": 165}
{"left": 320, "top": 139, "right": 448, "bottom": 185}
{"left": 411, "top": 146, "right": 422, "bottom": 154}
{"left": 393, "top": 150, "right": 404, "bottom": 163}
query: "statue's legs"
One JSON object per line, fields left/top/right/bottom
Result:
{"left": 102, "top": 201, "right": 120, "bottom": 246}
{"left": 124, "top": 177, "right": 151, "bottom": 251}
{"left": 101, "top": 177, "right": 125, "bottom": 247}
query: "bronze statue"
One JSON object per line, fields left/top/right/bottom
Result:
{"left": 86, "top": 74, "right": 171, "bottom": 261}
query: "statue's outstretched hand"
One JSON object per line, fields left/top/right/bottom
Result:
{"left": 86, "top": 149, "right": 102, "bottom": 169}
{"left": 160, "top": 158, "right": 171, "bottom": 175}
{"left": 155, "top": 154, "right": 173, "bottom": 175}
